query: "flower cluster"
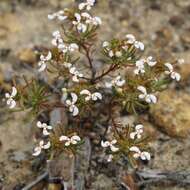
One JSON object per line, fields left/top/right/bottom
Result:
{"left": 33, "top": 140, "right": 51, "bottom": 156}
{"left": 78, "top": 0, "right": 95, "bottom": 11}
{"left": 103, "top": 41, "right": 123, "bottom": 58}
{"left": 165, "top": 63, "right": 181, "bottom": 81}
{"left": 37, "top": 121, "right": 53, "bottom": 136}
{"left": 80, "top": 89, "right": 102, "bottom": 101}
{"left": 59, "top": 135, "right": 81, "bottom": 146}
{"left": 137, "top": 86, "right": 157, "bottom": 104}
{"left": 52, "top": 31, "right": 79, "bottom": 53}
{"left": 5, "top": 87, "right": 17, "bottom": 109}
{"left": 101, "top": 139, "right": 119, "bottom": 162}
{"left": 69, "top": 67, "right": 84, "bottom": 83}
{"left": 126, "top": 34, "right": 144, "bottom": 51}
{"left": 129, "top": 146, "right": 150, "bottom": 161}
{"left": 33, "top": 120, "right": 81, "bottom": 156}
{"left": 105, "top": 76, "right": 125, "bottom": 88}
{"left": 130, "top": 124, "right": 143, "bottom": 139}
{"left": 129, "top": 124, "right": 150, "bottom": 161}
{"left": 73, "top": 12, "right": 101, "bottom": 33}
{"left": 48, "top": 10, "right": 67, "bottom": 21}
{"left": 38, "top": 51, "right": 52, "bottom": 72}
{"left": 65, "top": 93, "right": 79, "bottom": 116}
{"left": 134, "top": 56, "right": 157, "bottom": 75}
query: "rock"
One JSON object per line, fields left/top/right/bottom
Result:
{"left": 0, "top": 48, "right": 11, "bottom": 58}
{"left": 178, "top": 63, "right": 190, "bottom": 83}
{"left": 47, "top": 153, "right": 74, "bottom": 185}
{"left": 169, "top": 15, "right": 184, "bottom": 27}
{"left": 10, "top": 151, "right": 27, "bottom": 162}
{"left": 150, "top": 1, "right": 161, "bottom": 10}
{"left": 91, "top": 174, "right": 115, "bottom": 190}
{"left": 75, "top": 137, "right": 91, "bottom": 190}
{"left": 150, "top": 90, "right": 190, "bottom": 138}
{"left": 139, "top": 120, "right": 159, "bottom": 141}
{"left": 119, "top": 115, "right": 136, "bottom": 127}
{"left": 155, "top": 27, "right": 173, "bottom": 47}
{"left": 49, "top": 108, "right": 73, "bottom": 189}
{"left": 175, "top": 0, "right": 190, "bottom": 8}
{"left": 17, "top": 48, "right": 37, "bottom": 65}
{"left": 0, "top": 13, "right": 22, "bottom": 38}
{"left": 50, "top": 108, "right": 68, "bottom": 127}
{"left": 181, "top": 30, "right": 190, "bottom": 48}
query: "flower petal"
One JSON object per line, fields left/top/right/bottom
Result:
{"left": 43, "top": 128, "right": 50, "bottom": 136}
{"left": 32, "top": 147, "right": 41, "bottom": 156}
{"left": 60, "top": 135, "right": 69, "bottom": 141}
{"left": 71, "top": 93, "right": 78, "bottom": 104}
{"left": 110, "top": 145, "right": 119, "bottom": 152}
{"left": 129, "top": 146, "right": 140, "bottom": 153}
{"left": 165, "top": 63, "right": 173, "bottom": 72}
{"left": 80, "top": 89, "right": 91, "bottom": 96}
{"left": 11, "top": 87, "right": 17, "bottom": 97}
{"left": 71, "top": 135, "right": 81, "bottom": 142}
{"left": 37, "top": 121, "right": 43, "bottom": 128}
{"left": 72, "top": 105, "right": 79, "bottom": 116}
{"left": 43, "top": 141, "right": 51, "bottom": 149}
{"left": 101, "top": 141, "right": 110, "bottom": 148}
{"left": 137, "top": 86, "right": 147, "bottom": 94}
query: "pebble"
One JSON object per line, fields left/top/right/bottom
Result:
{"left": 150, "top": 90, "right": 190, "bottom": 137}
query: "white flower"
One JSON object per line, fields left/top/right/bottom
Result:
{"left": 58, "top": 43, "right": 79, "bottom": 53}
{"left": 32, "top": 140, "right": 51, "bottom": 156}
{"left": 73, "top": 13, "right": 87, "bottom": 33}
{"left": 80, "top": 89, "right": 102, "bottom": 101}
{"left": 130, "top": 124, "right": 143, "bottom": 139}
{"left": 88, "top": 16, "right": 102, "bottom": 25}
{"left": 79, "top": 0, "right": 95, "bottom": 11}
{"left": 126, "top": 34, "right": 136, "bottom": 44}
{"left": 106, "top": 49, "right": 122, "bottom": 58}
{"left": 101, "top": 139, "right": 119, "bottom": 152}
{"left": 102, "top": 41, "right": 110, "bottom": 48}
{"left": 64, "top": 63, "right": 84, "bottom": 83}
{"left": 115, "top": 51, "right": 122, "bottom": 57}
{"left": 5, "top": 86, "right": 17, "bottom": 109}
{"left": 146, "top": 56, "right": 157, "bottom": 67}
{"left": 134, "top": 57, "right": 156, "bottom": 74}
{"left": 137, "top": 86, "right": 157, "bottom": 104}
{"left": 52, "top": 30, "right": 63, "bottom": 46}
{"left": 59, "top": 135, "right": 81, "bottom": 146}
{"left": 126, "top": 34, "right": 144, "bottom": 51}
{"left": 164, "top": 63, "right": 181, "bottom": 81}
{"left": 134, "top": 41, "right": 144, "bottom": 51}
{"left": 68, "top": 43, "right": 79, "bottom": 52}
{"left": 129, "top": 146, "right": 151, "bottom": 161}
{"left": 66, "top": 93, "right": 79, "bottom": 116}
{"left": 37, "top": 121, "right": 53, "bottom": 136}
{"left": 108, "top": 50, "right": 114, "bottom": 57}
{"left": 134, "top": 59, "right": 145, "bottom": 75}
{"left": 38, "top": 51, "right": 52, "bottom": 72}
{"left": 177, "top": 58, "right": 184, "bottom": 65}
{"left": 69, "top": 67, "right": 83, "bottom": 82}
{"left": 48, "top": 10, "right": 67, "bottom": 21}
{"left": 105, "top": 76, "right": 125, "bottom": 88}
{"left": 82, "top": 13, "right": 102, "bottom": 26}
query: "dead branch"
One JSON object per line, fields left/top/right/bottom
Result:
{"left": 136, "top": 169, "right": 190, "bottom": 186}
{"left": 22, "top": 171, "right": 48, "bottom": 190}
